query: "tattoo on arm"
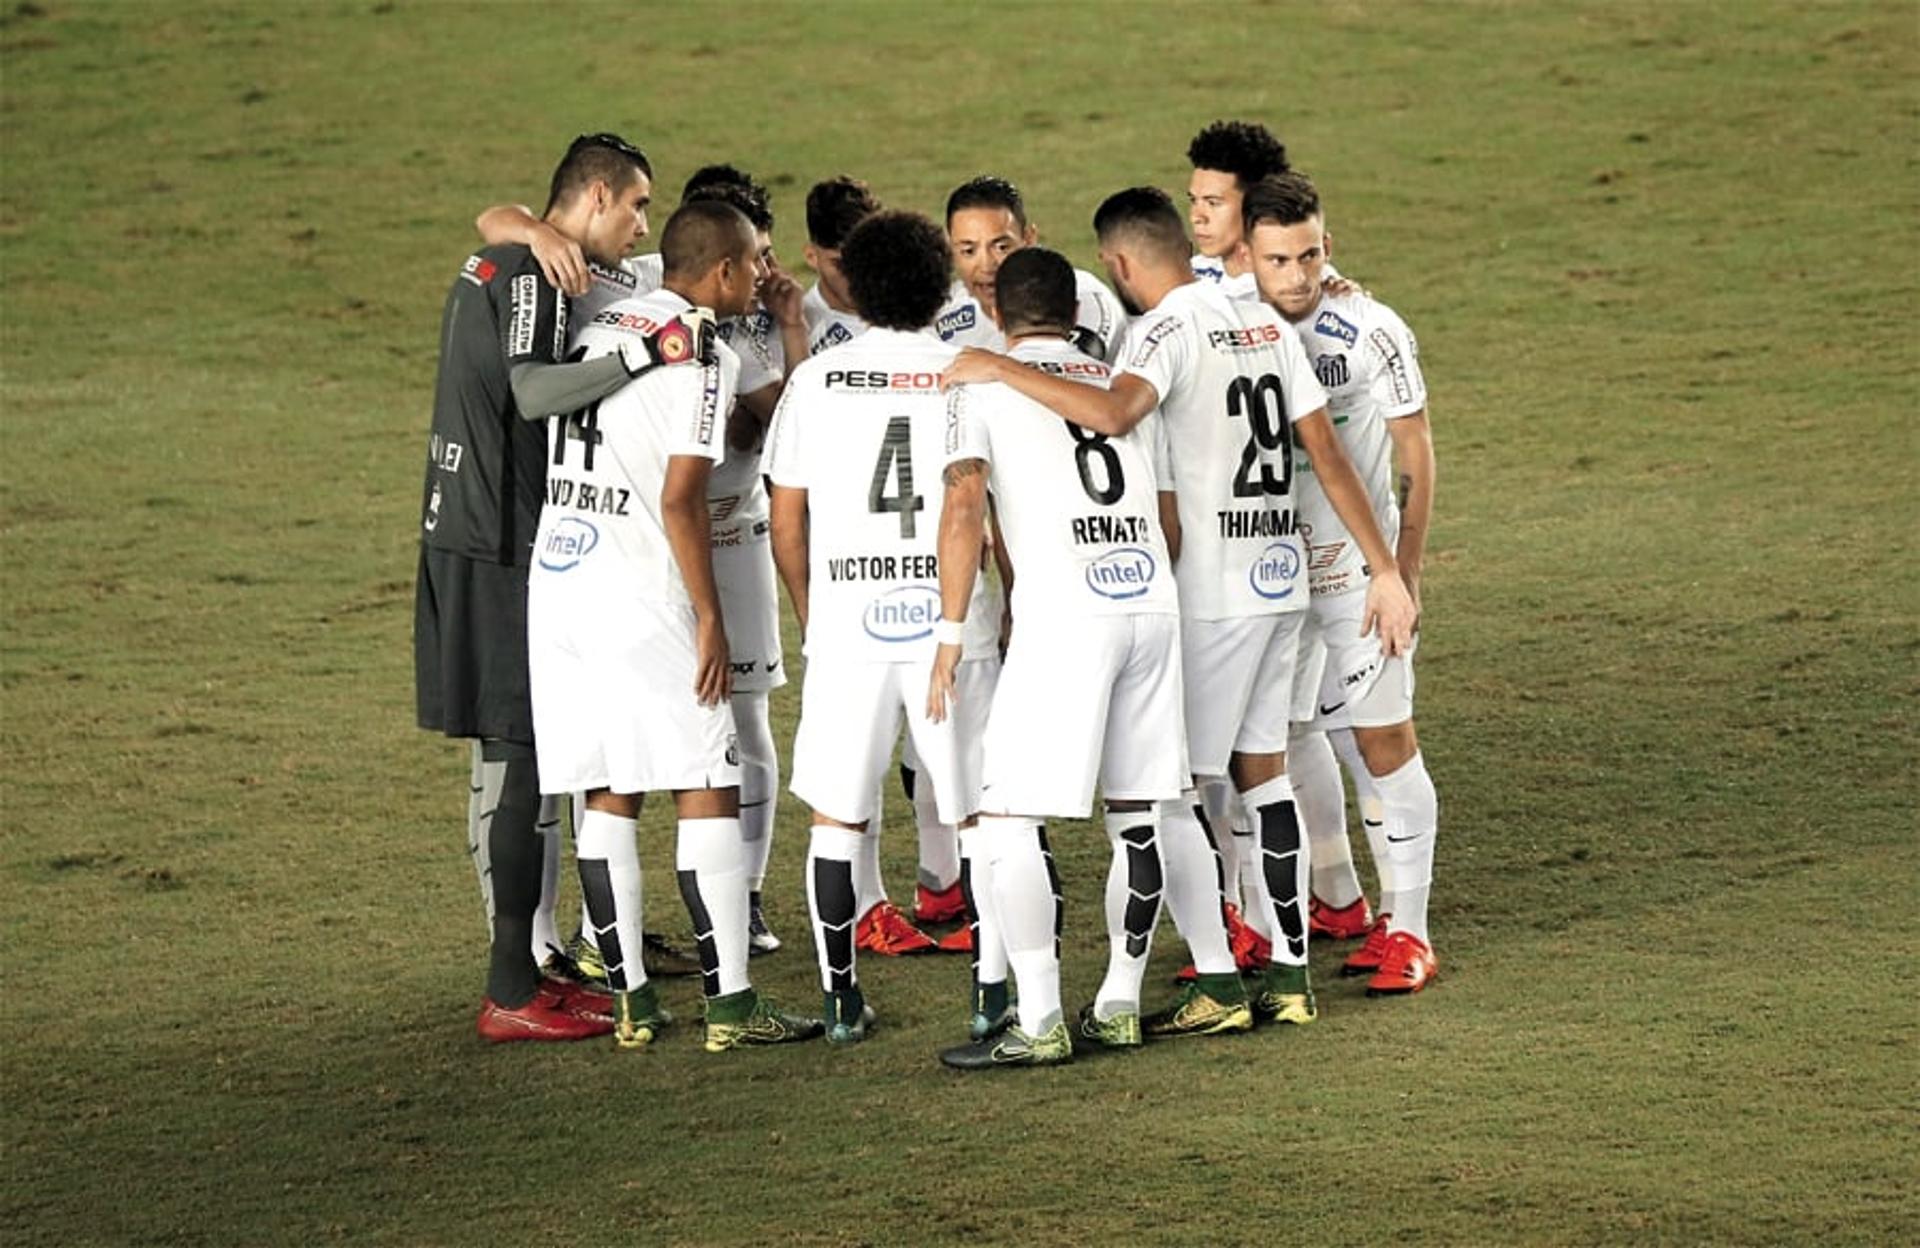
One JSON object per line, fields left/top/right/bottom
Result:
{"left": 1398, "top": 470, "right": 1412, "bottom": 509}
{"left": 944, "top": 458, "right": 987, "bottom": 487}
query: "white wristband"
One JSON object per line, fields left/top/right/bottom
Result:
{"left": 932, "top": 618, "right": 966, "bottom": 646}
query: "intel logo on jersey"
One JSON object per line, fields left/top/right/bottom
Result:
{"left": 935, "top": 305, "right": 976, "bottom": 340}
{"left": 1247, "top": 540, "right": 1301, "bottom": 600}
{"left": 538, "top": 517, "right": 599, "bottom": 572}
{"left": 1313, "top": 311, "right": 1358, "bottom": 347}
{"left": 863, "top": 584, "right": 940, "bottom": 643}
{"left": 1086, "top": 547, "right": 1156, "bottom": 600}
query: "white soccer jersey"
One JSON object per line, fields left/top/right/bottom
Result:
{"left": 765, "top": 329, "right": 998, "bottom": 662}
{"left": 1190, "top": 254, "right": 1258, "bottom": 302}
{"left": 571, "top": 255, "right": 665, "bottom": 326}
{"left": 1287, "top": 290, "right": 1427, "bottom": 597}
{"left": 716, "top": 306, "right": 784, "bottom": 397}
{"left": 1118, "top": 280, "right": 1328, "bottom": 619}
{"left": 801, "top": 285, "right": 868, "bottom": 356}
{"left": 932, "top": 269, "right": 1132, "bottom": 363}
{"left": 534, "top": 288, "right": 737, "bottom": 604}
{"left": 944, "top": 336, "right": 1176, "bottom": 620}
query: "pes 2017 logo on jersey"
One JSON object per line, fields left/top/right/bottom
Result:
{"left": 1247, "top": 539, "right": 1302, "bottom": 600}
{"left": 538, "top": 517, "right": 600, "bottom": 572}
{"left": 1085, "top": 547, "right": 1157, "bottom": 600}
{"left": 863, "top": 584, "right": 941, "bottom": 643}
{"left": 935, "top": 304, "right": 977, "bottom": 340}
{"left": 1313, "top": 310, "right": 1358, "bottom": 347}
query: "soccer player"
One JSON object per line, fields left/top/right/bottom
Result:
{"left": 942, "top": 187, "right": 1416, "bottom": 1036}
{"left": 1247, "top": 172, "right": 1441, "bottom": 993}
{"left": 481, "top": 165, "right": 810, "bottom": 967}
{"left": 800, "top": 175, "right": 876, "bottom": 355}
{"left": 935, "top": 175, "right": 1130, "bottom": 362}
{"left": 1186, "top": 119, "right": 1292, "bottom": 298}
{"left": 417, "top": 132, "right": 663, "bottom": 1043}
{"left": 528, "top": 199, "right": 822, "bottom": 1051}
{"left": 765, "top": 210, "right": 1001, "bottom": 1043}
{"left": 929, "top": 248, "right": 1187, "bottom": 1068}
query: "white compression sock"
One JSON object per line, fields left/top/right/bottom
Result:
{"left": 1332, "top": 730, "right": 1394, "bottom": 913}
{"left": 1241, "top": 774, "right": 1307, "bottom": 965}
{"left": 530, "top": 796, "right": 564, "bottom": 961}
{"left": 676, "top": 817, "right": 750, "bottom": 998}
{"left": 1096, "top": 808, "right": 1163, "bottom": 1018}
{"left": 915, "top": 793, "right": 961, "bottom": 895}
{"left": 1200, "top": 778, "right": 1243, "bottom": 913}
{"left": 575, "top": 809, "right": 645, "bottom": 992}
{"left": 854, "top": 803, "right": 886, "bottom": 918}
{"left": 569, "top": 791, "right": 601, "bottom": 953}
{"left": 805, "top": 824, "right": 862, "bottom": 994}
{"left": 734, "top": 692, "right": 778, "bottom": 890}
{"left": 1160, "top": 791, "right": 1235, "bottom": 975}
{"left": 958, "top": 825, "right": 1009, "bottom": 986}
{"left": 467, "top": 741, "right": 499, "bottom": 937}
{"left": 1293, "top": 728, "right": 1362, "bottom": 908}
{"left": 1372, "top": 751, "right": 1438, "bottom": 944}
{"left": 982, "top": 816, "right": 1062, "bottom": 1036}
{"left": 1230, "top": 789, "right": 1272, "bottom": 942}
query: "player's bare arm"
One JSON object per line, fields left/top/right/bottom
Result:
{"left": 476, "top": 202, "right": 591, "bottom": 297}
{"left": 762, "top": 255, "right": 811, "bottom": 371}
{"left": 768, "top": 483, "right": 810, "bottom": 634}
{"left": 1292, "top": 408, "right": 1416, "bottom": 655}
{"left": 985, "top": 492, "right": 1015, "bottom": 656}
{"left": 941, "top": 350, "right": 1157, "bottom": 438}
{"left": 1386, "top": 408, "right": 1435, "bottom": 614}
{"left": 662, "top": 454, "right": 731, "bottom": 706}
{"left": 927, "top": 457, "right": 988, "bottom": 724}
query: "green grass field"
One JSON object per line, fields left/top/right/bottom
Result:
{"left": 4, "top": 2, "right": 1917, "bottom": 1244}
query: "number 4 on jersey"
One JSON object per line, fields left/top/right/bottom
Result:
{"left": 868, "top": 414, "right": 925, "bottom": 538}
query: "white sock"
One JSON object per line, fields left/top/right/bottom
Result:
{"left": 1293, "top": 729, "right": 1362, "bottom": 908}
{"left": 805, "top": 824, "right": 862, "bottom": 994}
{"left": 1333, "top": 730, "right": 1394, "bottom": 911}
{"left": 854, "top": 807, "right": 886, "bottom": 918}
{"left": 530, "top": 796, "right": 564, "bottom": 961}
{"left": 1159, "top": 790, "right": 1234, "bottom": 975}
{"left": 575, "top": 809, "right": 645, "bottom": 992}
{"left": 1230, "top": 790, "right": 1271, "bottom": 941}
{"left": 676, "top": 816, "right": 750, "bottom": 997}
{"left": 734, "top": 692, "right": 778, "bottom": 890}
{"left": 1241, "top": 774, "right": 1307, "bottom": 965}
{"left": 1199, "top": 778, "right": 1242, "bottom": 912}
{"left": 915, "top": 788, "right": 961, "bottom": 894}
{"left": 467, "top": 742, "right": 499, "bottom": 936}
{"left": 1372, "top": 751, "right": 1438, "bottom": 944}
{"left": 569, "top": 790, "right": 600, "bottom": 952}
{"left": 1096, "top": 808, "right": 1163, "bottom": 1017}
{"left": 960, "top": 827, "right": 1009, "bottom": 987}
{"left": 982, "top": 816, "right": 1062, "bottom": 1035}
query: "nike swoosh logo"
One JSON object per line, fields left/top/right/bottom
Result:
{"left": 1318, "top": 701, "right": 1346, "bottom": 716}
{"left": 1386, "top": 832, "right": 1423, "bottom": 844}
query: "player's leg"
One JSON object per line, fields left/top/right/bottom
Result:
{"left": 530, "top": 795, "right": 565, "bottom": 968}
{"left": 955, "top": 821, "right": 1012, "bottom": 1038}
{"left": 732, "top": 688, "right": 782, "bottom": 953}
{"left": 939, "top": 814, "right": 1071, "bottom": 1069}
{"left": 1292, "top": 726, "right": 1369, "bottom": 930}
{"left": 901, "top": 735, "right": 965, "bottom": 926}
{"left": 466, "top": 740, "right": 499, "bottom": 937}
{"left": 574, "top": 788, "right": 667, "bottom": 1046}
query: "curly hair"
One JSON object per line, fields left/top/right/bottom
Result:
{"left": 840, "top": 209, "right": 952, "bottom": 330}
{"left": 1186, "top": 120, "right": 1290, "bottom": 191}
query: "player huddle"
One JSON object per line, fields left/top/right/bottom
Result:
{"left": 414, "top": 120, "right": 1441, "bottom": 1068}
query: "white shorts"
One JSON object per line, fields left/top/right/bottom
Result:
{"left": 790, "top": 656, "right": 997, "bottom": 826}
{"left": 980, "top": 613, "right": 1188, "bottom": 819}
{"left": 714, "top": 538, "right": 786, "bottom": 694}
{"left": 529, "top": 592, "right": 742, "bottom": 796}
{"left": 1290, "top": 614, "right": 1328, "bottom": 724}
{"left": 1183, "top": 611, "right": 1307, "bottom": 776}
{"left": 1304, "top": 589, "right": 1417, "bottom": 731}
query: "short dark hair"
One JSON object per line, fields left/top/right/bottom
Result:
{"left": 840, "top": 210, "right": 951, "bottom": 331}
{"left": 1092, "top": 186, "right": 1190, "bottom": 261}
{"left": 806, "top": 175, "right": 880, "bottom": 249}
{"left": 660, "top": 200, "right": 756, "bottom": 280}
{"left": 1242, "top": 171, "right": 1322, "bottom": 234}
{"left": 1186, "top": 120, "right": 1290, "bottom": 192}
{"left": 544, "top": 132, "right": 651, "bottom": 214}
{"left": 994, "top": 247, "right": 1076, "bottom": 336}
{"left": 945, "top": 175, "right": 1026, "bottom": 229}
{"left": 680, "top": 164, "right": 774, "bottom": 231}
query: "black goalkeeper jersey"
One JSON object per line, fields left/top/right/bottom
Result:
{"left": 418, "top": 244, "right": 568, "bottom": 566}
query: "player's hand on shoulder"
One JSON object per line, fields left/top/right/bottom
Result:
{"left": 529, "top": 223, "right": 590, "bottom": 298}
{"left": 940, "top": 347, "right": 1007, "bottom": 390}
{"left": 1323, "top": 272, "right": 1371, "bottom": 301}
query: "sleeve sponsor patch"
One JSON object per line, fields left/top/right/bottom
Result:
{"left": 935, "top": 304, "right": 977, "bottom": 340}
{"left": 1368, "top": 327, "right": 1415, "bottom": 406}
{"left": 461, "top": 254, "right": 497, "bottom": 286}
{"left": 693, "top": 361, "right": 722, "bottom": 446}
{"left": 508, "top": 273, "right": 539, "bottom": 358}
{"left": 1313, "top": 310, "right": 1359, "bottom": 347}
{"left": 1127, "top": 315, "right": 1180, "bottom": 368}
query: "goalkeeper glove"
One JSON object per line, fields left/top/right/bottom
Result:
{"left": 618, "top": 307, "right": 718, "bottom": 377}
